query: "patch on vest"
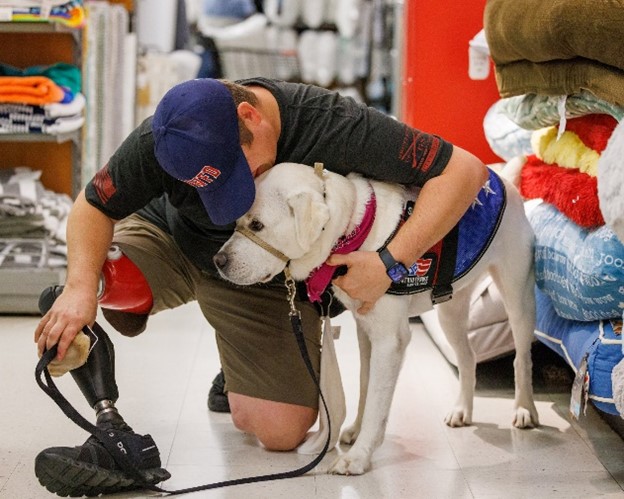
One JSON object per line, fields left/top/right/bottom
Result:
{"left": 387, "top": 169, "right": 506, "bottom": 295}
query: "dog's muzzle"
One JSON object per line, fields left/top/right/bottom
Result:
{"left": 233, "top": 226, "right": 290, "bottom": 263}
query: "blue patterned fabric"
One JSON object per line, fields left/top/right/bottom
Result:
{"left": 529, "top": 202, "right": 624, "bottom": 322}
{"left": 535, "top": 287, "right": 623, "bottom": 416}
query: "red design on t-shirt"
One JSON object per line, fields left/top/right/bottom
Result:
{"left": 399, "top": 128, "right": 440, "bottom": 173}
{"left": 93, "top": 163, "right": 116, "bottom": 204}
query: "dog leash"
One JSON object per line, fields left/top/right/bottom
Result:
{"left": 35, "top": 278, "right": 332, "bottom": 496}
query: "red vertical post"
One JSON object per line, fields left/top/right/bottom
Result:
{"left": 400, "top": 0, "right": 503, "bottom": 164}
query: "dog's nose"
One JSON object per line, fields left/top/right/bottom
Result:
{"left": 213, "top": 252, "right": 228, "bottom": 270}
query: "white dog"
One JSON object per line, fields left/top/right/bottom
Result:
{"left": 214, "top": 162, "right": 539, "bottom": 475}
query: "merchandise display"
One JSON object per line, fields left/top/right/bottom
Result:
{"left": 482, "top": 0, "right": 624, "bottom": 422}
{"left": 193, "top": 0, "right": 391, "bottom": 109}
{"left": 2, "top": 1, "right": 624, "bottom": 496}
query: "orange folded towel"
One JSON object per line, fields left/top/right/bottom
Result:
{"left": 0, "top": 76, "right": 65, "bottom": 105}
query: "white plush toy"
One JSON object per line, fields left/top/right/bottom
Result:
{"left": 599, "top": 119, "right": 624, "bottom": 416}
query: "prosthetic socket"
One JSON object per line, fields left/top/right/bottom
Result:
{"left": 39, "top": 246, "right": 152, "bottom": 421}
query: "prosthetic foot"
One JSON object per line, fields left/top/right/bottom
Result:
{"left": 35, "top": 285, "right": 170, "bottom": 497}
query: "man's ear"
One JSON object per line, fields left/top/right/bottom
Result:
{"left": 287, "top": 191, "right": 330, "bottom": 251}
{"left": 237, "top": 101, "right": 261, "bottom": 126}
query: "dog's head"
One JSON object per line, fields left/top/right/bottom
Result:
{"left": 214, "top": 163, "right": 331, "bottom": 285}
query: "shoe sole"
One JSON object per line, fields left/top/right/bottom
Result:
{"left": 35, "top": 451, "right": 171, "bottom": 497}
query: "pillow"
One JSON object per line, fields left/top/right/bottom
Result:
{"left": 529, "top": 202, "right": 624, "bottom": 322}
{"left": 498, "top": 92, "right": 624, "bottom": 131}
{"left": 535, "top": 287, "right": 623, "bottom": 416}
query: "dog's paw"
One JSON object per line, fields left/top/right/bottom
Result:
{"left": 328, "top": 451, "right": 371, "bottom": 475}
{"left": 512, "top": 407, "right": 539, "bottom": 428}
{"left": 444, "top": 408, "right": 471, "bottom": 427}
{"left": 339, "top": 424, "right": 360, "bottom": 445}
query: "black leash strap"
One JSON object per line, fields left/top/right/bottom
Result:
{"left": 35, "top": 311, "right": 332, "bottom": 496}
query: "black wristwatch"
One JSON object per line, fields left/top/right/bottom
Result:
{"left": 378, "top": 247, "right": 409, "bottom": 283}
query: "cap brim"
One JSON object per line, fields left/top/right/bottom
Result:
{"left": 197, "top": 151, "right": 255, "bottom": 226}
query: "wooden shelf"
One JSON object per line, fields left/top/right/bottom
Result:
{"left": 0, "top": 21, "right": 83, "bottom": 197}
{"left": 0, "top": 131, "right": 80, "bottom": 144}
{"left": 0, "top": 21, "right": 77, "bottom": 34}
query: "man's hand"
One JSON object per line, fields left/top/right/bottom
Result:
{"left": 326, "top": 251, "right": 391, "bottom": 314}
{"left": 34, "top": 286, "right": 98, "bottom": 361}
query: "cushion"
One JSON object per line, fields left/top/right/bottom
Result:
{"left": 529, "top": 202, "right": 624, "bottom": 322}
{"left": 535, "top": 287, "right": 623, "bottom": 416}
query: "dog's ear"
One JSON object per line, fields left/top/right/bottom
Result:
{"left": 288, "top": 191, "right": 330, "bottom": 250}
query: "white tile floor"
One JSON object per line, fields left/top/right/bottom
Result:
{"left": 2, "top": 302, "right": 624, "bottom": 498}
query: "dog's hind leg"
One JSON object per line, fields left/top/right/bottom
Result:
{"left": 339, "top": 325, "right": 371, "bottom": 446}
{"left": 436, "top": 289, "right": 476, "bottom": 427}
{"left": 330, "top": 298, "right": 410, "bottom": 475}
{"left": 490, "top": 262, "right": 539, "bottom": 428}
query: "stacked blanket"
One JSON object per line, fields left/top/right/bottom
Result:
{"left": 484, "top": 0, "right": 624, "bottom": 418}
{"left": 0, "top": 62, "right": 84, "bottom": 135}
{"left": 0, "top": 1, "right": 85, "bottom": 28}
{"left": 485, "top": 0, "right": 624, "bottom": 107}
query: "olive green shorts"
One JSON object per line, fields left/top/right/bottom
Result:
{"left": 106, "top": 214, "right": 322, "bottom": 408}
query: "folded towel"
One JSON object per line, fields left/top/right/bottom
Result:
{"left": 0, "top": 75, "right": 65, "bottom": 105}
{"left": 0, "top": 1, "right": 76, "bottom": 7}
{"left": 0, "top": 62, "right": 81, "bottom": 95}
{"left": 2, "top": 0, "right": 85, "bottom": 27}
{"left": 0, "top": 92, "right": 85, "bottom": 121}
{"left": 0, "top": 113, "right": 84, "bottom": 135}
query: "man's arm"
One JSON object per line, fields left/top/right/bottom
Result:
{"left": 34, "top": 190, "right": 116, "bottom": 360}
{"left": 328, "top": 146, "right": 488, "bottom": 313}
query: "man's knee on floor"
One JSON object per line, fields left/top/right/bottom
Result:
{"left": 229, "top": 393, "right": 318, "bottom": 451}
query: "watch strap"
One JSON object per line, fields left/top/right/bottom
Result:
{"left": 378, "top": 247, "right": 398, "bottom": 271}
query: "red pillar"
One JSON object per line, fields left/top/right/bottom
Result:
{"left": 401, "top": 0, "right": 502, "bottom": 164}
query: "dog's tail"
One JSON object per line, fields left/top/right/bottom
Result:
{"left": 496, "top": 155, "right": 526, "bottom": 189}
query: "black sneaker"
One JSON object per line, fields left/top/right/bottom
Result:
{"left": 34, "top": 422, "right": 171, "bottom": 497}
{"left": 207, "top": 369, "right": 230, "bottom": 413}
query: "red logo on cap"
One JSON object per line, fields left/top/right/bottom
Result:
{"left": 184, "top": 165, "right": 221, "bottom": 188}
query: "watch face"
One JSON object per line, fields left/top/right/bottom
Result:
{"left": 388, "top": 263, "right": 409, "bottom": 283}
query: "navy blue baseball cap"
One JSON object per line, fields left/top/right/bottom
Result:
{"left": 152, "top": 78, "right": 254, "bottom": 226}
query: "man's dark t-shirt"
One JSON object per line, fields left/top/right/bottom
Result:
{"left": 85, "top": 78, "right": 453, "bottom": 276}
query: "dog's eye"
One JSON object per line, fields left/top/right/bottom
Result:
{"left": 249, "top": 219, "right": 264, "bottom": 232}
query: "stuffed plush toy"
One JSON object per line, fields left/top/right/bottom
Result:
{"left": 520, "top": 114, "right": 618, "bottom": 228}
{"left": 598, "top": 119, "right": 624, "bottom": 416}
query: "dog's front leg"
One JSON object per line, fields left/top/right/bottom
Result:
{"left": 330, "top": 300, "right": 410, "bottom": 475}
{"left": 339, "top": 325, "right": 371, "bottom": 445}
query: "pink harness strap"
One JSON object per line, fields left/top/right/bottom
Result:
{"left": 305, "top": 189, "right": 377, "bottom": 303}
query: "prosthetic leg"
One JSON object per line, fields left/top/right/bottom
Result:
{"left": 34, "top": 247, "right": 171, "bottom": 497}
